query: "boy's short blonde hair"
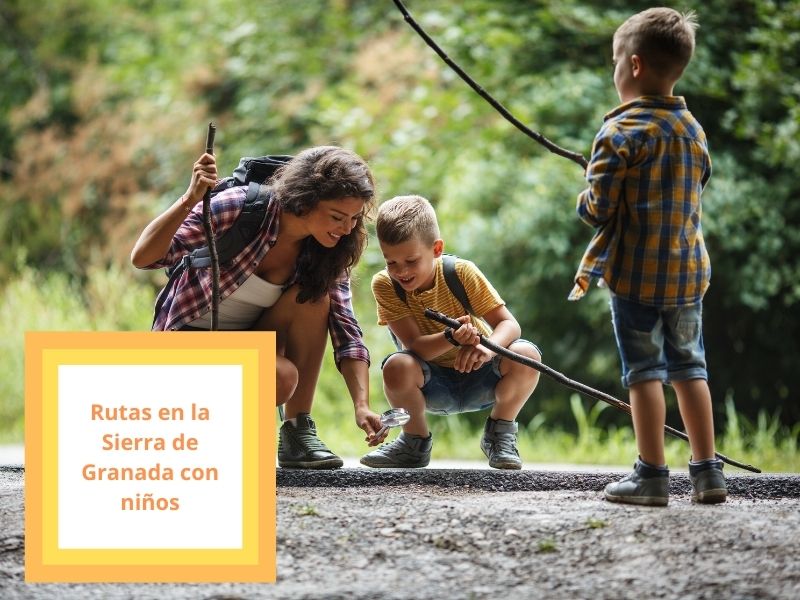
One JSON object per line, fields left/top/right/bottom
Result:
{"left": 376, "top": 195, "right": 440, "bottom": 246}
{"left": 614, "top": 7, "right": 698, "bottom": 79}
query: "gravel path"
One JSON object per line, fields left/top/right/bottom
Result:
{"left": 2, "top": 466, "right": 799, "bottom": 599}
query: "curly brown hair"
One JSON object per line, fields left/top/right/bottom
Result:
{"left": 270, "top": 146, "right": 376, "bottom": 303}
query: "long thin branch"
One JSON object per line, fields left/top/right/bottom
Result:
{"left": 393, "top": 0, "right": 588, "bottom": 169}
{"left": 202, "top": 122, "right": 219, "bottom": 330}
{"left": 425, "top": 309, "right": 761, "bottom": 473}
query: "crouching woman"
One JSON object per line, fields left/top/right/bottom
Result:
{"left": 131, "top": 146, "right": 387, "bottom": 469}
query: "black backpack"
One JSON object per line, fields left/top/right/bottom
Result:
{"left": 388, "top": 254, "right": 482, "bottom": 349}
{"left": 152, "top": 155, "right": 293, "bottom": 326}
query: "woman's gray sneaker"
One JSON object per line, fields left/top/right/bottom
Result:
{"left": 689, "top": 458, "right": 727, "bottom": 504}
{"left": 360, "top": 432, "right": 432, "bottom": 468}
{"left": 604, "top": 459, "right": 669, "bottom": 506}
{"left": 480, "top": 418, "right": 522, "bottom": 470}
{"left": 278, "top": 413, "right": 343, "bottom": 469}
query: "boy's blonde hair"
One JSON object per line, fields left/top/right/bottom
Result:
{"left": 376, "top": 195, "right": 440, "bottom": 246}
{"left": 614, "top": 7, "right": 698, "bottom": 79}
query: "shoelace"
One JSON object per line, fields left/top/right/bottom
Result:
{"left": 490, "top": 433, "right": 517, "bottom": 455}
{"left": 377, "top": 437, "right": 408, "bottom": 452}
{"left": 295, "top": 429, "right": 330, "bottom": 452}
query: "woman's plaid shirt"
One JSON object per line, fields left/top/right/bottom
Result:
{"left": 145, "top": 186, "right": 369, "bottom": 367}
{"left": 570, "top": 96, "right": 712, "bottom": 307}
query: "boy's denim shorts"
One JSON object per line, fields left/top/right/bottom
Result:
{"left": 609, "top": 294, "right": 707, "bottom": 388}
{"left": 381, "top": 340, "right": 539, "bottom": 416}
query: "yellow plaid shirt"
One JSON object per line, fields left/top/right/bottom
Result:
{"left": 570, "top": 96, "right": 712, "bottom": 307}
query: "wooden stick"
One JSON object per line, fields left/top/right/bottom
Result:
{"left": 201, "top": 122, "right": 219, "bottom": 330}
{"left": 392, "top": 0, "right": 588, "bottom": 169}
{"left": 424, "top": 308, "right": 761, "bottom": 473}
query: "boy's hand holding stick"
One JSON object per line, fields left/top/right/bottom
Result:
{"left": 424, "top": 308, "right": 761, "bottom": 473}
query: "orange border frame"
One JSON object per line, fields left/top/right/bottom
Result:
{"left": 24, "top": 332, "right": 276, "bottom": 582}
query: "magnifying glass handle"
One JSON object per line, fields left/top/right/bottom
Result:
{"left": 374, "top": 425, "right": 389, "bottom": 439}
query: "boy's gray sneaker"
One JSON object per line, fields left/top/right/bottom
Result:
{"left": 604, "top": 459, "right": 669, "bottom": 506}
{"left": 689, "top": 458, "right": 727, "bottom": 504}
{"left": 278, "top": 413, "right": 343, "bottom": 469}
{"left": 360, "top": 432, "right": 432, "bottom": 468}
{"left": 480, "top": 418, "right": 522, "bottom": 470}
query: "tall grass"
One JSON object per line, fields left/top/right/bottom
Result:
{"left": 2, "top": 265, "right": 798, "bottom": 473}
{"left": 0, "top": 263, "right": 153, "bottom": 439}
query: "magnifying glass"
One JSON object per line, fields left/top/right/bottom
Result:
{"left": 374, "top": 407, "right": 411, "bottom": 439}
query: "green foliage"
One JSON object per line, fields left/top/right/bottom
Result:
{"left": 1, "top": 262, "right": 796, "bottom": 474}
{"left": 0, "top": 0, "right": 797, "bottom": 458}
{"left": 719, "top": 395, "right": 800, "bottom": 472}
{"left": 0, "top": 261, "right": 153, "bottom": 440}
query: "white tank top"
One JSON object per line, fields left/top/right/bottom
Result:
{"left": 188, "top": 274, "right": 284, "bottom": 330}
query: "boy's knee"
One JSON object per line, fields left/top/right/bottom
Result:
{"left": 382, "top": 353, "right": 422, "bottom": 389}
{"left": 510, "top": 341, "right": 541, "bottom": 363}
{"left": 502, "top": 342, "right": 541, "bottom": 381}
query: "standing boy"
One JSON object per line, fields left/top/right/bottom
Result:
{"left": 362, "top": 195, "right": 541, "bottom": 469}
{"left": 570, "top": 8, "right": 726, "bottom": 505}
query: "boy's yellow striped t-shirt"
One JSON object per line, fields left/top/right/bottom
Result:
{"left": 371, "top": 257, "right": 504, "bottom": 368}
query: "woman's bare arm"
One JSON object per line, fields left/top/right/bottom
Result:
{"left": 130, "top": 153, "right": 217, "bottom": 268}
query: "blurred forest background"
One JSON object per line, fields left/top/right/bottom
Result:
{"left": 1, "top": 0, "right": 798, "bottom": 469}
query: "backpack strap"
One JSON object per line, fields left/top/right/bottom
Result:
{"left": 185, "top": 182, "right": 270, "bottom": 268}
{"left": 388, "top": 277, "right": 407, "bottom": 350}
{"left": 441, "top": 254, "right": 474, "bottom": 316}
{"left": 152, "top": 183, "right": 271, "bottom": 328}
{"left": 390, "top": 276, "right": 407, "bottom": 304}
{"left": 387, "top": 254, "right": 477, "bottom": 350}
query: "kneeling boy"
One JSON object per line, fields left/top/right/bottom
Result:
{"left": 362, "top": 195, "right": 541, "bottom": 469}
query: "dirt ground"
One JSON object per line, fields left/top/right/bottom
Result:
{"left": 1, "top": 466, "right": 799, "bottom": 599}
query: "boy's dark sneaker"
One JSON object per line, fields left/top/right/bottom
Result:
{"left": 360, "top": 432, "right": 432, "bottom": 468}
{"left": 278, "top": 413, "right": 343, "bottom": 469}
{"left": 604, "top": 459, "right": 669, "bottom": 506}
{"left": 689, "top": 458, "right": 727, "bottom": 504}
{"left": 480, "top": 418, "right": 522, "bottom": 470}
